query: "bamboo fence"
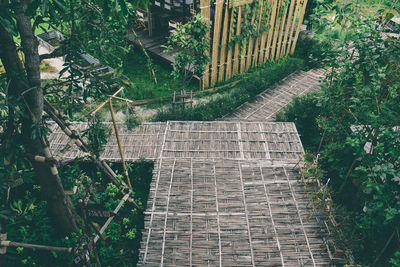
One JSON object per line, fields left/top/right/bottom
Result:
{"left": 200, "top": 0, "right": 309, "bottom": 88}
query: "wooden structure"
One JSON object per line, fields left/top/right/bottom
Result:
{"left": 172, "top": 90, "right": 193, "bottom": 110}
{"left": 130, "top": 0, "right": 308, "bottom": 88}
{"left": 41, "top": 71, "right": 346, "bottom": 265}
{"left": 224, "top": 68, "right": 324, "bottom": 121}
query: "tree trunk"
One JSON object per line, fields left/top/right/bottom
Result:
{"left": 0, "top": 3, "right": 78, "bottom": 235}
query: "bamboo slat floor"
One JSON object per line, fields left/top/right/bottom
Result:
{"left": 46, "top": 69, "right": 336, "bottom": 266}
{"left": 223, "top": 69, "right": 324, "bottom": 122}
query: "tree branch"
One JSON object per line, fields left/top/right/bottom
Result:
{"left": 39, "top": 47, "right": 66, "bottom": 61}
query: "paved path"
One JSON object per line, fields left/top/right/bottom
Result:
{"left": 49, "top": 69, "right": 334, "bottom": 266}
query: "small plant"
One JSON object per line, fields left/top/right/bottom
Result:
{"left": 124, "top": 113, "right": 141, "bottom": 130}
{"left": 164, "top": 14, "right": 210, "bottom": 85}
{"left": 82, "top": 118, "right": 111, "bottom": 157}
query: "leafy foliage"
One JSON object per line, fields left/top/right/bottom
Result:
{"left": 82, "top": 118, "right": 111, "bottom": 157}
{"left": 5, "top": 160, "right": 154, "bottom": 266}
{"left": 279, "top": 1, "right": 400, "bottom": 264}
{"left": 164, "top": 14, "right": 210, "bottom": 84}
{"left": 153, "top": 57, "right": 304, "bottom": 121}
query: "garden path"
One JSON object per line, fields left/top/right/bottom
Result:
{"left": 48, "top": 69, "right": 334, "bottom": 266}
{"left": 223, "top": 69, "right": 324, "bottom": 122}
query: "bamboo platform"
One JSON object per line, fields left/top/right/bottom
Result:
{"left": 49, "top": 121, "right": 303, "bottom": 162}
{"left": 139, "top": 158, "right": 331, "bottom": 266}
{"left": 45, "top": 69, "right": 335, "bottom": 266}
{"left": 223, "top": 69, "right": 325, "bottom": 122}
{"left": 48, "top": 121, "right": 332, "bottom": 266}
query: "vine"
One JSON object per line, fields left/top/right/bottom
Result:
{"left": 229, "top": 0, "right": 282, "bottom": 51}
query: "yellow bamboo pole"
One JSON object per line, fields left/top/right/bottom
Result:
{"left": 91, "top": 87, "right": 124, "bottom": 116}
{"left": 270, "top": 0, "right": 284, "bottom": 60}
{"left": 225, "top": 8, "right": 235, "bottom": 80}
{"left": 232, "top": 6, "right": 242, "bottom": 76}
{"left": 252, "top": 0, "right": 265, "bottom": 68}
{"left": 240, "top": 8, "right": 249, "bottom": 73}
{"left": 264, "top": 0, "right": 279, "bottom": 62}
{"left": 275, "top": 0, "right": 288, "bottom": 59}
{"left": 210, "top": 0, "right": 224, "bottom": 87}
{"left": 108, "top": 98, "right": 133, "bottom": 193}
{"left": 257, "top": 0, "right": 272, "bottom": 64}
{"left": 200, "top": 0, "right": 211, "bottom": 89}
{"left": 286, "top": 0, "right": 301, "bottom": 56}
{"left": 218, "top": 4, "right": 230, "bottom": 82}
{"left": 280, "top": 0, "right": 296, "bottom": 57}
{"left": 290, "top": 0, "right": 308, "bottom": 54}
{"left": 245, "top": 8, "right": 257, "bottom": 71}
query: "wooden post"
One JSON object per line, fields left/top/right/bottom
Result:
{"left": 172, "top": 91, "right": 176, "bottom": 110}
{"left": 108, "top": 98, "right": 133, "bottom": 193}
{"left": 91, "top": 87, "right": 124, "bottom": 117}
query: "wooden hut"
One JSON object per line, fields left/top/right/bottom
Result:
{"left": 130, "top": 0, "right": 309, "bottom": 88}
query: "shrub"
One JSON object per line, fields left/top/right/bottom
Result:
{"left": 153, "top": 57, "right": 304, "bottom": 121}
{"left": 275, "top": 92, "right": 323, "bottom": 151}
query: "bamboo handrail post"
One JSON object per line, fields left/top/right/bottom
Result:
{"left": 108, "top": 98, "right": 133, "bottom": 193}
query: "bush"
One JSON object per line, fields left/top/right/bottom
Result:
{"left": 153, "top": 57, "right": 304, "bottom": 121}
{"left": 275, "top": 92, "right": 323, "bottom": 151}
{"left": 5, "top": 160, "right": 154, "bottom": 266}
{"left": 294, "top": 31, "right": 332, "bottom": 69}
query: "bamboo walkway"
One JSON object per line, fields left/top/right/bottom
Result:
{"left": 223, "top": 69, "right": 324, "bottom": 122}
{"left": 47, "top": 69, "right": 334, "bottom": 266}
